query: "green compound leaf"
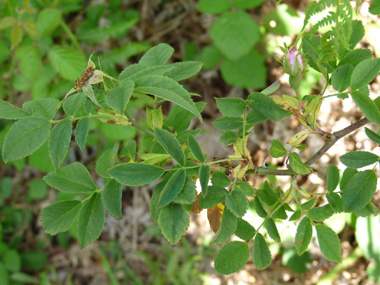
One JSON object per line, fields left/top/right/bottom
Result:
{"left": 270, "top": 139, "right": 287, "bottom": 158}
{"left": 187, "top": 134, "right": 204, "bottom": 163}
{"left": 44, "top": 162, "right": 97, "bottom": 193}
{"left": 158, "top": 203, "right": 189, "bottom": 245}
{"left": 23, "top": 98, "right": 60, "bottom": 119}
{"left": 78, "top": 193, "right": 105, "bottom": 248}
{"left": 289, "top": 152, "right": 311, "bottom": 175}
{"left": 308, "top": 204, "right": 334, "bottom": 221}
{"left": 331, "top": 64, "right": 354, "bottom": 92}
{"left": 340, "top": 151, "right": 379, "bottom": 168}
{"left": 199, "top": 186, "right": 228, "bottom": 208}
{"left": 0, "top": 100, "right": 28, "bottom": 120}
{"left": 105, "top": 79, "right": 134, "bottom": 115}
{"left": 96, "top": 143, "right": 119, "bottom": 178}
{"left": 253, "top": 233, "right": 272, "bottom": 270}
{"left": 326, "top": 165, "right": 340, "bottom": 192}
{"left": 265, "top": 218, "right": 280, "bottom": 242}
{"left": 199, "top": 164, "right": 210, "bottom": 196}
{"left": 139, "top": 43, "right": 174, "bottom": 66}
{"left": 350, "top": 58, "right": 380, "bottom": 90}
{"left": 342, "top": 170, "right": 377, "bottom": 212}
{"left": 315, "top": 224, "right": 341, "bottom": 262}
{"left": 157, "top": 168, "right": 186, "bottom": 208}
{"left": 155, "top": 128, "right": 186, "bottom": 166}
{"left": 101, "top": 179, "right": 122, "bottom": 219}
{"left": 225, "top": 190, "right": 248, "bottom": 218}
{"left": 2, "top": 117, "right": 51, "bottom": 163}
{"left": 365, "top": 127, "right": 380, "bottom": 145}
{"left": 295, "top": 217, "right": 312, "bottom": 255}
{"left": 75, "top": 117, "right": 90, "bottom": 151}
{"left": 210, "top": 11, "right": 259, "bottom": 60}
{"left": 214, "top": 241, "right": 249, "bottom": 275}
{"left": 221, "top": 50, "right": 267, "bottom": 89}
{"left": 351, "top": 90, "right": 380, "bottom": 126}
{"left": 41, "top": 200, "right": 82, "bottom": 235}
{"left": 248, "top": 93, "right": 291, "bottom": 121}
{"left": 48, "top": 46, "right": 86, "bottom": 81}
{"left": 164, "top": 61, "right": 203, "bottom": 81}
{"left": 135, "top": 76, "right": 202, "bottom": 121}
{"left": 49, "top": 119, "right": 72, "bottom": 170}
{"left": 212, "top": 208, "right": 237, "bottom": 244}
{"left": 235, "top": 219, "right": 256, "bottom": 240}
{"left": 215, "top": 97, "right": 246, "bottom": 118}
{"left": 108, "top": 163, "right": 165, "bottom": 186}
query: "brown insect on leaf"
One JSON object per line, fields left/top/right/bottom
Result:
{"left": 207, "top": 203, "right": 224, "bottom": 233}
{"left": 191, "top": 193, "right": 203, "bottom": 214}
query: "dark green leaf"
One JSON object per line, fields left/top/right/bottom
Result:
{"left": 44, "top": 162, "right": 97, "bottom": 193}
{"left": 295, "top": 217, "right": 312, "bottom": 255}
{"left": 120, "top": 140, "right": 136, "bottom": 161}
{"left": 63, "top": 92, "right": 86, "bottom": 116}
{"left": 343, "top": 170, "right": 377, "bottom": 212}
{"left": 265, "top": 218, "right": 280, "bottom": 242}
{"left": 187, "top": 134, "right": 204, "bottom": 163}
{"left": 211, "top": 172, "right": 231, "bottom": 187}
{"left": 248, "top": 93, "right": 291, "bottom": 121}
{"left": 327, "top": 192, "right": 344, "bottom": 213}
{"left": 2, "top": 117, "right": 51, "bottom": 163}
{"left": 96, "top": 143, "right": 119, "bottom": 177}
{"left": 157, "top": 169, "right": 186, "bottom": 208}
{"left": 370, "top": 0, "right": 380, "bottom": 14}
{"left": 75, "top": 117, "right": 90, "bottom": 151}
{"left": 301, "top": 198, "right": 316, "bottom": 211}
{"left": 289, "top": 209, "right": 301, "bottom": 221}
{"left": 213, "top": 208, "right": 237, "bottom": 244}
{"left": 350, "top": 58, "right": 380, "bottom": 90}
{"left": 155, "top": 128, "right": 185, "bottom": 165}
{"left": 49, "top": 119, "right": 72, "bottom": 170}
{"left": 235, "top": 218, "right": 256, "bottom": 240}
{"left": 23, "top": 98, "right": 60, "bottom": 119}
{"left": 105, "top": 80, "right": 134, "bottom": 115}
{"left": 315, "top": 224, "right": 341, "bottom": 262}
{"left": 164, "top": 61, "right": 203, "bottom": 81}
{"left": 225, "top": 190, "right": 248, "bottom": 218}
{"left": 253, "top": 233, "right": 272, "bottom": 269}
{"left": 214, "top": 117, "right": 243, "bottom": 130}
{"left": 326, "top": 165, "right": 340, "bottom": 192}
{"left": 199, "top": 164, "right": 210, "bottom": 196}
{"left": 215, "top": 98, "right": 246, "bottom": 118}
{"left": 199, "top": 186, "right": 228, "bottom": 208}
{"left": 41, "top": 200, "right": 82, "bottom": 235}
{"left": 253, "top": 196, "right": 267, "bottom": 218}
{"left": 108, "top": 163, "right": 165, "bottom": 186}
{"left": 308, "top": 204, "right": 334, "bottom": 221}
{"left": 340, "top": 49, "right": 372, "bottom": 67}
{"left": 78, "top": 193, "right": 105, "bottom": 247}
{"left": 158, "top": 203, "right": 189, "bottom": 245}
{"left": 365, "top": 127, "right": 380, "bottom": 145}
{"left": 256, "top": 182, "right": 277, "bottom": 206}
{"left": 270, "top": 139, "right": 287, "bottom": 158}
{"left": 150, "top": 181, "right": 165, "bottom": 223}
{"left": 332, "top": 64, "right": 354, "bottom": 92}
{"left": 246, "top": 109, "right": 268, "bottom": 124}
{"left": 101, "top": 179, "right": 122, "bottom": 218}
{"left": 48, "top": 46, "right": 86, "bottom": 81}
{"left": 340, "top": 167, "right": 358, "bottom": 190}
{"left": 235, "top": 181, "right": 255, "bottom": 196}
{"left": 174, "top": 177, "right": 196, "bottom": 204}
{"left": 214, "top": 241, "right": 249, "bottom": 275}
{"left": 340, "top": 151, "right": 379, "bottom": 168}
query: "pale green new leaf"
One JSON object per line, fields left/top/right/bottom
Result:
{"left": 2, "top": 117, "right": 51, "bottom": 163}
{"left": 289, "top": 153, "right": 311, "bottom": 175}
{"left": 108, "top": 163, "right": 165, "bottom": 186}
{"left": 78, "top": 193, "right": 105, "bottom": 248}
{"left": 48, "top": 46, "right": 86, "bottom": 81}
{"left": 158, "top": 203, "right": 189, "bottom": 245}
{"left": 43, "top": 162, "right": 97, "bottom": 193}
{"left": 270, "top": 139, "right": 287, "bottom": 158}
{"left": 41, "top": 200, "right": 82, "bottom": 235}
{"left": 253, "top": 233, "right": 272, "bottom": 269}
{"left": 49, "top": 119, "right": 72, "bottom": 170}
{"left": 214, "top": 241, "right": 249, "bottom": 275}
{"left": 139, "top": 43, "right": 174, "bottom": 66}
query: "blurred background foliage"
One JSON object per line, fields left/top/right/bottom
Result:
{"left": 1, "top": 0, "right": 380, "bottom": 284}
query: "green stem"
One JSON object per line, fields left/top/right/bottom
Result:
{"left": 60, "top": 20, "right": 81, "bottom": 51}
{"left": 124, "top": 110, "right": 155, "bottom": 137}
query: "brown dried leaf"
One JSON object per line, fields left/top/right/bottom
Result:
{"left": 207, "top": 203, "right": 224, "bottom": 233}
{"left": 191, "top": 193, "right": 203, "bottom": 213}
